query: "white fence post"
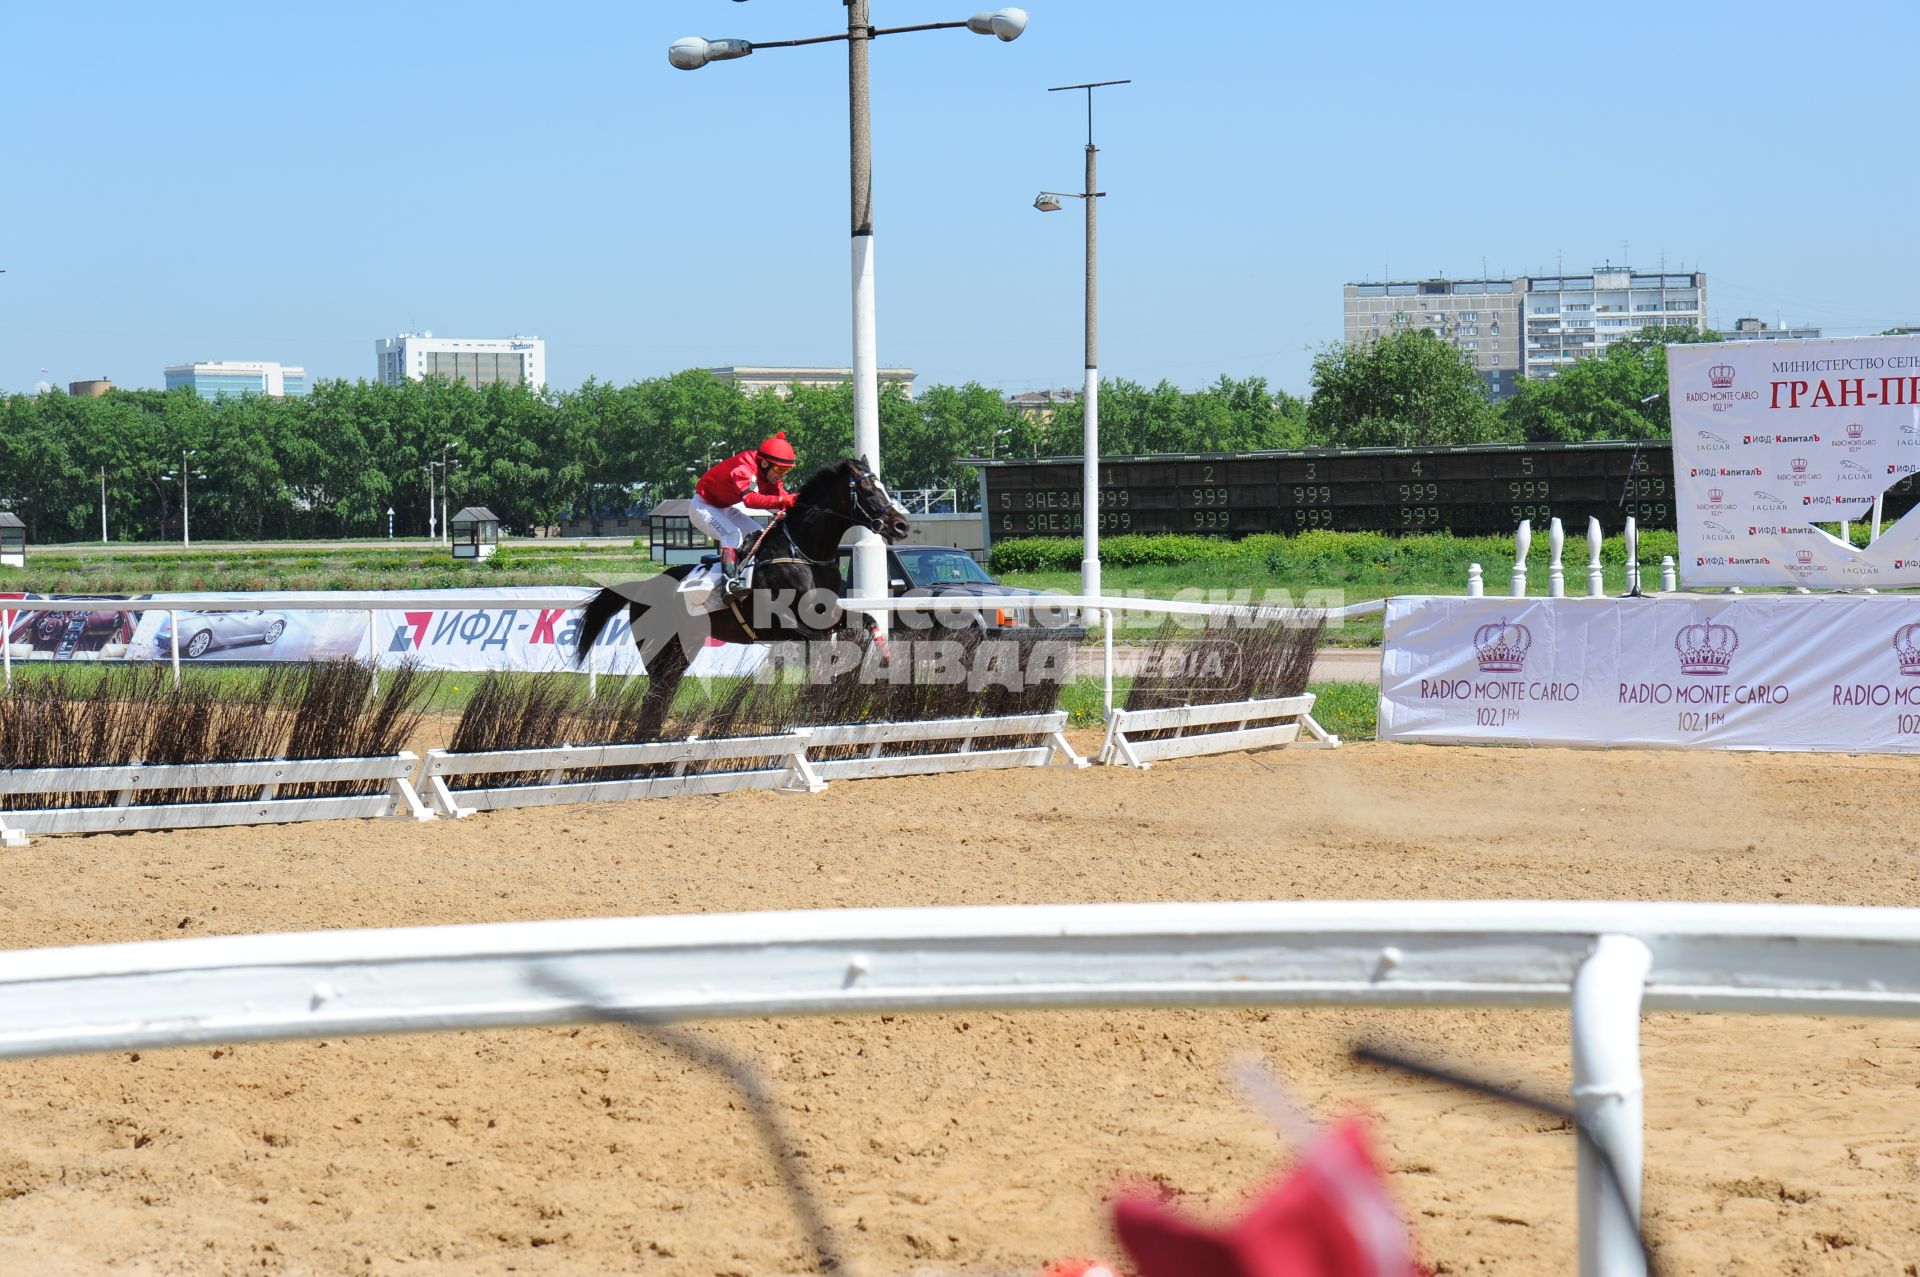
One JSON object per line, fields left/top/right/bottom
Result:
{"left": 1586, "top": 517, "right": 1605, "bottom": 598}
{"left": 587, "top": 639, "right": 598, "bottom": 702}
{"left": 1102, "top": 608, "right": 1114, "bottom": 715}
{"left": 168, "top": 610, "right": 181, "bottom": 687}
{"left": 365, "top": 610, "right": 378, "bottom": 698}
{"left": 1466, "top": 563, "right": 1484, "bottom": 597}
{"left": 1548, "top": 518, "right": 1566, "bottom": 598}
{"left": 1512, "top": 520, "right": 1531, "bottom": 598}
{"left": 1623, "top": 517, "right": 1638, "bottom": 595}
{"left": 1660, "top": 556, "right": 1677, "bottom": 592}
{"left": 1571, "top": 934, "right": 1653, "bottom": 1277}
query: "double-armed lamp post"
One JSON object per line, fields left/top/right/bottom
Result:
{"left": 669, "top": 3, "right": 1029, "bottom": 625}
{"left": 1034, "top": 78, "right": 1127, "bottom": 613}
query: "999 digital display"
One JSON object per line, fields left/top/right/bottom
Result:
{"left": 978, "top": 441, "right": 1687, "bottom": 539}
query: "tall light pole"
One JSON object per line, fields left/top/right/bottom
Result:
{"left": 669, "top": 5, "right": 1028, "bottom": 627}
{"left": 1035, "top": 78, "right": 1128, "bottom": 612}
{"left": 425, "top": 465, "right": 437, "bottom": 541}
{"left": 100, "top": 466, "right": 108, "bottom": 544}
{"left": 161, "top": 449, "right": 201, "bottom": 547}
{"left": 441, "top": 441, "right": 460, "bottom": 546}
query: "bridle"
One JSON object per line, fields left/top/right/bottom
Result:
{"left": 747, "top": 463, "right": 906, "bottom": 573}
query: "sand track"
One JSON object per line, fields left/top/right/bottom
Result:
{"left": 0, "top": 739, "right": 1916, "bottom": 1274}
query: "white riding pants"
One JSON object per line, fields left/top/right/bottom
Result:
{"left": 688, "top": 494, "right": 762, "bottom": 550}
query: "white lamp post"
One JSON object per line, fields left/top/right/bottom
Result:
{"left": 441, "top": 441, "right": 460, "bottom": 547}
{"left": 1034, "top": 78, "right": 1128, "bottom": 618}
{"left": 160, "top": 450, "right": 203, "bottom": 548}
{"left": 669, "top": 4, "right": 1029, "bottom": 630}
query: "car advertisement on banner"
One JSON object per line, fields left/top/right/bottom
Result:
{"left": 1669, "top": 333, "right": 1920, "bottom": 588}
{"left": 1379, "top": 594, "right": 1920, "bottom": 753}
{"left": 6, "top": 588, "right": 763, "bottom": 677}
{"left": 4, "top": 597, "right": 142, "bottom": 660}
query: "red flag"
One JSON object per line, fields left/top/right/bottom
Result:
{"left": 1113, "top": 1119, "right": 1419, "bottom": 1277}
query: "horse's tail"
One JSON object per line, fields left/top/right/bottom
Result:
{"left": 573, "top": 587, "right": 630, "bottom": 665}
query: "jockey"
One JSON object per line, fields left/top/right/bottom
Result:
{"left": 691, "top": 432, "right": 798, "bottom": 597}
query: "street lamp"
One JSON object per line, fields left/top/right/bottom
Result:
{"left": 669, "top": 4, "right": 1029, "bottom": 628}
{"left": 440, "top": 441, "right": 461, "bottom": 546}
{"left": 1035, "top": 78, "right": 1128, "bottom": 614}
{"left": 160, "top": 449, "right": 204, "bottom": 547}
{"left": 425, "top": 465, "right": 438, "bottom": 541}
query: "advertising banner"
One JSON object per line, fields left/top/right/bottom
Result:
{"left": 1669, "top": 334, "right": 1920, "bottom": 588}
{"left": 1379, "top": 594, "right": 1920, "bottom": 753}
{"left": 5, "top": 588, "right": 764, "bottom": 678}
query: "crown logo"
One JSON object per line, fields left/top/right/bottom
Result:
{"left": 1708, "top": 487, "right": 1724, "bottom": 502}
{"left": 1675, "top": 617, "right": 1738, "bottom": 677}
{"left": 1896, "top": 624, "right": 1920, "bottom": 677}
{"left": 1847, "top": 422, "right": 1865, "bottom": 440}
{"left": 1473, "top": 617, "right": 1532, "bottom": 673}
{"left": 1790, "top": 458, "right": 1808, "bottom": 473}
{"left": 1708, "top": 364, "right": 1736, "bottom": 388}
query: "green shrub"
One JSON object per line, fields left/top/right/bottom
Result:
{"left": 989, "top": 529, "right": 1686, "bottom": 593}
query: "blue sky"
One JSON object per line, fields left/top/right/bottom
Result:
{"left": 5, "top": 0, "right": 1917, "bottom": 399}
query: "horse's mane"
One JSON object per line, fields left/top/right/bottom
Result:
{"left": 793, "top": 459, "right": 855, "bottom": 506}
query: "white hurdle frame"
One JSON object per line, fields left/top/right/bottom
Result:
{"left": 798, "top": 711, "right": 1086, "bottom": 781}
{"left": 0, "top": 899, "right": 1914, "bottom": 1277}
{"left": 0, "top": 753, "right": 432, "bottom": 847}
{"left": 1100, "top": 693, "right": 1338, "bottom": 768}
{"left": 419, "top": 732, "right": 823, "bottom": 818}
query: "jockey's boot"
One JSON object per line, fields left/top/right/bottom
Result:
{"left": 720, "top": 546, "right": 748, "bottom": 599}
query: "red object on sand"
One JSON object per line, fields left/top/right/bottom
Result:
{"left": 1112, "top": 1119, "right": 1418, "bottom": 1277}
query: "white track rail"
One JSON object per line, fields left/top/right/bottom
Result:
{"left": 0, "top": 900, "right": 1911, "bottom": 1277}
{"left": 1099, "top": 693, "right": 1338, "bottom": 767}
{"left": 799, "top": 711, "right": 1086, "bottom": 781}
{"left": 0, "top": 753, "right": 432, "bottom": 847}
{"left": 4, "top": 900, "right": 1911, "bottom": 1054}
{"left": 418, "top": 732, "right": 822, "bottom": 818}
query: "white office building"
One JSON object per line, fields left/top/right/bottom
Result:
{"left": 706, "top": 364, "right": 917, "bottom": 399}
{"left": 1343, "top": 277, "right": 1523, "bottom": 399}
{"left": 164, "top": 360, "right": 308, "bottom": 399}
{"left": 1521, "top": 267, "right": 1706, "bottom": 380}
{"left": 376, "top": 333, "right": 546, "bottom": 390}
{"left": 1720, "top": 317, "right": 1822, "bottom": 343}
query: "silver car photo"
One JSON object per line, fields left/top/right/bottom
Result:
{"left": 154, "top": 610, "right": 291, "bottom": 659}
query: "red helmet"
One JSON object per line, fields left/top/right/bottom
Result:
{"left": 757, "top": 431, "right": 797, "bottom": 467}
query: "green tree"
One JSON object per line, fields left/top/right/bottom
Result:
{"left": 1502, "top": 324, "right": 1721, "bottom": 442}
{"left": 1306, "top": 330, "right": 1505, "bottom": 448}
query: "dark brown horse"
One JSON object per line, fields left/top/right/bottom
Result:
{"left": 572, "top": 457, "right": 911, "bottom": 734}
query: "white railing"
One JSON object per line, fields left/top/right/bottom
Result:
{"left": 2, "top": 592, "right": 1386, "bottom": 718}
{"left": 0, "top": 899, "right": 1914, "bottom": 1277}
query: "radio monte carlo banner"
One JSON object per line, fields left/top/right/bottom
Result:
{"left": 1378, "top": 594, "right": 1920, "bottom": 753}
{"left": 1, "top": 588, "right": 761, "bottom": 677}
{"left": 1669, "top": 333, "right": 1920, "bottom": 588}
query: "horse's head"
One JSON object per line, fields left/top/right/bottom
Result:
{"left": 836, "top": 456, "right": 912, "bottom": 543}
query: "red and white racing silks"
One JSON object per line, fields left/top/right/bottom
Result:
{"left": 1111, "top": 1118, "right": 1421, "bottom": 1277}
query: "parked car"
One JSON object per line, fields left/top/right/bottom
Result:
{"left": 153, "top": 610, "right": 290, "bottom": 659}
{"left": 834, "top": 543, "right": 1084, "bottom": 638}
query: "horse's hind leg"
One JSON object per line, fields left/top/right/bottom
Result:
{"left": 633, "top": 633, "right": 690, "bottom": 740}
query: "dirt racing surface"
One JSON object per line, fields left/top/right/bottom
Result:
{"left": 0, "top": 739, "right": 1916, "bottom": 1275}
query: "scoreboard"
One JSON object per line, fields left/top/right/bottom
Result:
{"left": 975, "top": 441, "right": 1683, "bottom": 540}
